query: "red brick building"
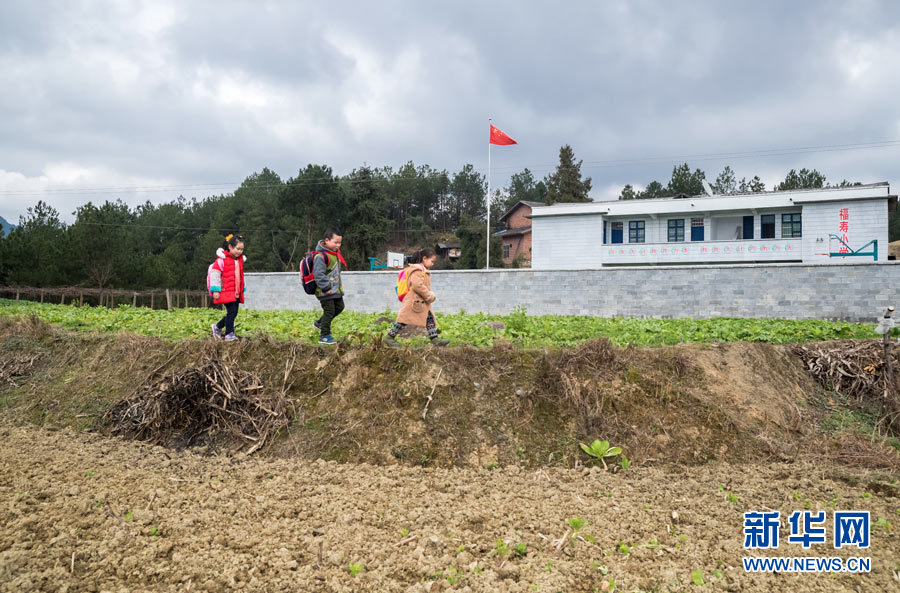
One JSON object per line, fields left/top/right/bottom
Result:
{"left": 495, "top": 201, "right": 543, "bottom": 266}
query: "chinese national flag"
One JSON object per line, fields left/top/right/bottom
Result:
{"left": 489, "top": 124, "right": 517, "bottom": 145}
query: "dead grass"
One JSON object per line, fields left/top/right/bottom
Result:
{"left": 104, "top": 353, "right": 294, "bottom": 453}
{"left": 0, "top": 321, "right": 897, "bottom": 471}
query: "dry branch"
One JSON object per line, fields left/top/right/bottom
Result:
{"left": 104, "top": 352, "right": 292, "bottom": 453}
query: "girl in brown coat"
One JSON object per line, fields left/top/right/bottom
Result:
{"left": 384, "top": 248, "right": 450, "bottom": 347}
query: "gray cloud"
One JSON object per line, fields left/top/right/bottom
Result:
{"left": 1, "top": 0, "right": 899, "bottom": 222}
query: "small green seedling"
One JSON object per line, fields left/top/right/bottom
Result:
{"left": 348, "top": 563, "right": 364, "bottom": 576}
{"left": 400, "top": 528, "right": 409, "bottom": 537}
{"left": 124, "top": 511, "right": 133, "bottom": 521}
{"left": 618, "top": 542, "right": 631, "bottom": 555}
{"left": 872, "top": 517, "right": 892, "bottom": 532}
{"left": 456, "top": 544, "right": 466, "bottom": 555}
{"left": 569, "top": 517, "right": 586, "bottom": 532}
{"left": 580, "top": 439, "right": 623, "bottom": 469}
{"left": 861, "top": 492, "right": 873, "bottom": 499}
{"left": 619, "top": 456, "right": 632, "bottom": 470}
{"left": 726, "top": 492, "right": 739, "bottom": 505}
{"left": 148, "top": 527, "right": 160, "bottom": 536}
{"left": 691, "top": 568, "right": 705, "bottom": 586}
{"left": 494, "top": 539, "right": 509, "bottom": 558}
{"left": 514, "top": 543, "right": 528, "bottom": 557}
{"left": 443, "top": 567, "right": 460, "bottom": 585}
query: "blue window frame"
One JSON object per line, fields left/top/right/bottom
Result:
{"left": 603, "top": 220, "right": 607, "bottom": 244}
{"left": 668, "top": 219, "right": 684, "bottom": 242}
{"left": 628, "top": 220, "right": 645, "bottom": 243}
{"left": 761, "top": 214, "right": 775, "bottom": 239}
{"left": 782, "top": 213, "right": 801, "bottom": 238}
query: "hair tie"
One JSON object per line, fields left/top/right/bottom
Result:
{"left": 225, "top": 234, "right": 233, "bottom": 241}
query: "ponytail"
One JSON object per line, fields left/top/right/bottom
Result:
{"left": 406, "top": 247, "right": 435, "bottom": 265}
{"left": 222, "top": 233, "right": 244, "bottom": 251}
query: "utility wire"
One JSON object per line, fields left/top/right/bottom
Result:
{"left": 0, "top": 139, "right": 898, "bottom": 197}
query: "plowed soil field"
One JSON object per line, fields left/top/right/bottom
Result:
{"left": 1, "top": 422, "right": 897, "bottom": 593}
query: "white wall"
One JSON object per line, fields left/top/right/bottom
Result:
{"left": 531, "top": 213, "right": 603, "bottom": 269}
{"left": 713, "top": 216, "right": 744, "bottom": 240}
{"left": 800, "top": 199, "right": 887, "bottom": 264}
{"left": 532, "top": 199, "right": 889, "bottom": 269}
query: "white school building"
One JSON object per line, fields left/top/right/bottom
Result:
{"left": 530, "top": 182, "right": 896, "bottom": 269}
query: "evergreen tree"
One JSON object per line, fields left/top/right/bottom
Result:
{"left": 776, "top": 168, "right": 826, "bottom": 191}
{"left": 1, "top": 201, "right": 70, "bottom": 286}
{"left": 667, "top": 163, "right": 706, "bottom": 196}
{"left": 712, "top": 166, "right": 737, "bottom": 195}
{"left": 544, "top": 145, "right": 592, "bottom": 204}
{"left": 455, "top": 215, "right": 503, "bottom": 269}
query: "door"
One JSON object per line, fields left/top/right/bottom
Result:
{"left": 691, "top": 218, "right": 704, "bottom": 241}
{"left": 611, "top": 221, "right": 623, "bottom": 244}
{"left": 743, "top": 216, "right": 754, "bottom": 239}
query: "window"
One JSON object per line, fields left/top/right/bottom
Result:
{"left": 761, "top": 214, "right": 775, "bottom": 239}
{"left": 782, "top": 213, "right": 801, "bottom": 238}
{"left": 628, "top": 220, "right": 645, "bottom": 243}
{"left": 668, "top": 219, "right": 685, "bottom": 242}
{"left": 503, "top": 243, "right": 511, "bottom": 259}
{"left": 603, "top": 220, "right": 607, "bottom": 244}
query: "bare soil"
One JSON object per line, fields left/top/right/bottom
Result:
{"left": 1, "top": 319, "right": 899, "bottom": 591}
{"left": 1, "top": 422, "right": 898, "bottom": 593}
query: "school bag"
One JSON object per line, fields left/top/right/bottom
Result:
{"left": 395, "top": 264, "right": 425, "bottom": 302}
{"left": 299, "top": 251, "right": 324, "bottom": 295}
{"left": 206, "top": 259, "right": 223, "bottom": 296}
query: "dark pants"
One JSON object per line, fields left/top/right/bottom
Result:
{"left": 388, "top": 311, "right": 438, "bottom": 339}
{"left": 217, "top": 301, "right": 240, "bottom": 335}
{"left": 318, "top": 297, "right": 345, "bottom": 336}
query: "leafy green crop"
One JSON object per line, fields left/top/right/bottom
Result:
{"left": 0, "top": 299, "right": 881, "bottom": 348}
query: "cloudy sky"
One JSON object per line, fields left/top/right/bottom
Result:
{"left": 2, "top": 0, "right": 900, "bottom": 224}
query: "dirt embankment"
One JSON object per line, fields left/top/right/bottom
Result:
{"left": 2, "top": 318, "right": 900, "bottom": 592}
{"left": 0, "top": 316, "right": 897, "bottom": 471}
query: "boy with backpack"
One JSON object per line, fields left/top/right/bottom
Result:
{"left": 301, "top": 228, "right": 346, "bottom": 345}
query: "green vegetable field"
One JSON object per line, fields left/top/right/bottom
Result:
{"left": 0, "top": 299, "right": 881, "bottom": 347}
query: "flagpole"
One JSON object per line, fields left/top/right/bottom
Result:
{"left": 486, "top": 118, "right": 491, "bottom": 270}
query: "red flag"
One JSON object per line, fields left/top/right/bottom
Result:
{"left": 489, "top": 124, "right": 517, "bottom": 145}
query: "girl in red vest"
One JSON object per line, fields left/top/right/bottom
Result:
{"left": 209, "top": 234, "right": 246, "bottom": 342}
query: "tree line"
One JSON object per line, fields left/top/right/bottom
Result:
{"left": 1, "top": 147, "right": 891, "bottom": 292}
{"left": 0, "top": 146, "right": 594, "bottom": 290}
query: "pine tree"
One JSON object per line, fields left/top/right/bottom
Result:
{"left": 544, "top": 145, "right": 592, "bottom": 204}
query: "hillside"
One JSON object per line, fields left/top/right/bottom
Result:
{"left": 0, "top": 215, "right": 14, "bottom": 237}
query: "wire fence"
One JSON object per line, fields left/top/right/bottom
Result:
{"left": 0, "top": 285, "right": 218, "bottom": 310}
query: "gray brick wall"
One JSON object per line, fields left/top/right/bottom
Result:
{"left": 245, "top": 262, "right": 900, "bottom": 322}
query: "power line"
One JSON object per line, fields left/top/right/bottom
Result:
{"left": 34, "top": 220, "right": 454, "bottom": 234}
{"left": 0, "top": 139, "right": 897, "bottom": 197}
